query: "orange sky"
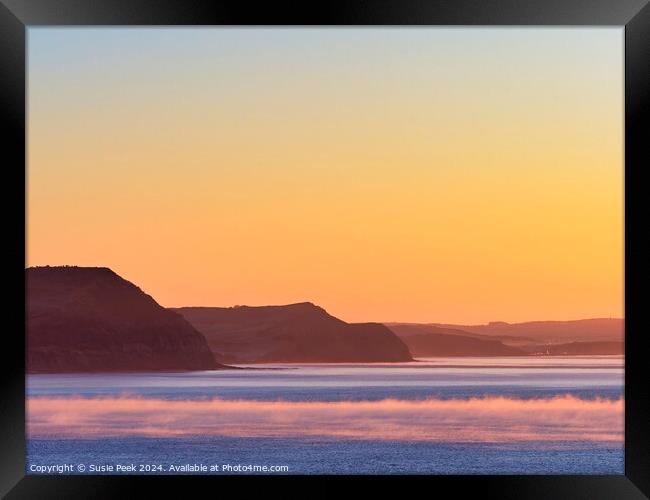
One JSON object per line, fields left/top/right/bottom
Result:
{"left": 27, "top": 28, "right": 623, "bottom": 323}
{"left": 28, "top": 396, "right": 623, "bottom": 442}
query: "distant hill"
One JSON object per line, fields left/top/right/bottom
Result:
{"left": 423, "top": 318, "right": 624, "bottom": 343}
{"left": 386, "top": 323, "right": 536, "bottom": 345}
{"left": 397, "top": 333, "right": 525, "bottom": 357}
{"left": 386, "top": 320, "right": 624, "bottom": 356}
{"left": 385, "top": 324, "right": 525, "bottom": 357}
{"left": 27, "top": 266, "right": 223, "bottom": 373}
{"left": 174, "top": 303, "right": 413, "bottom": 363}
{"left": 521, "top": 341, "right": 624, "bottom": 356}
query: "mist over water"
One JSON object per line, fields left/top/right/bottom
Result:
{"left": 27, "top": 356, "right": 624, "bottom": 474}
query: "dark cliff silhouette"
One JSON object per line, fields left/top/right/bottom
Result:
{"left": 174, "top": 303, "right": 413, "bottom": 363}
{"left": 27, "top": 266, "right": 222, "bottom": 373}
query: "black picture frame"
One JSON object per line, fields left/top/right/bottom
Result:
{"left": 1, "top": 0, "right": 647, "bottom": 497}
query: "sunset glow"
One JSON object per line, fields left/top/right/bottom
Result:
{"left": 27, "top": 28, "right": 623, "bottom": 323}
{"left": 27, "top": 395, "right": 623, "bottom": 443}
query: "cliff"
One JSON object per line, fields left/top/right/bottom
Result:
{"left": 174, "top": 302, "right": 413, "bottom": 363}
{"left": 27, "top": 266, "right": 222, "bottom": 373}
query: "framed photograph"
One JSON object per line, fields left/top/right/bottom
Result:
{"left": 1, "top": 0, "right": 647, "bottom": 497}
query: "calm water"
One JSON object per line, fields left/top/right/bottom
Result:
{"left": 26, "top": 357, "right": 624, "bottom": 475}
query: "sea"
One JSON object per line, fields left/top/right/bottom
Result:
{"left": 26, "top": 356, "right": 624, "bottom": 475}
